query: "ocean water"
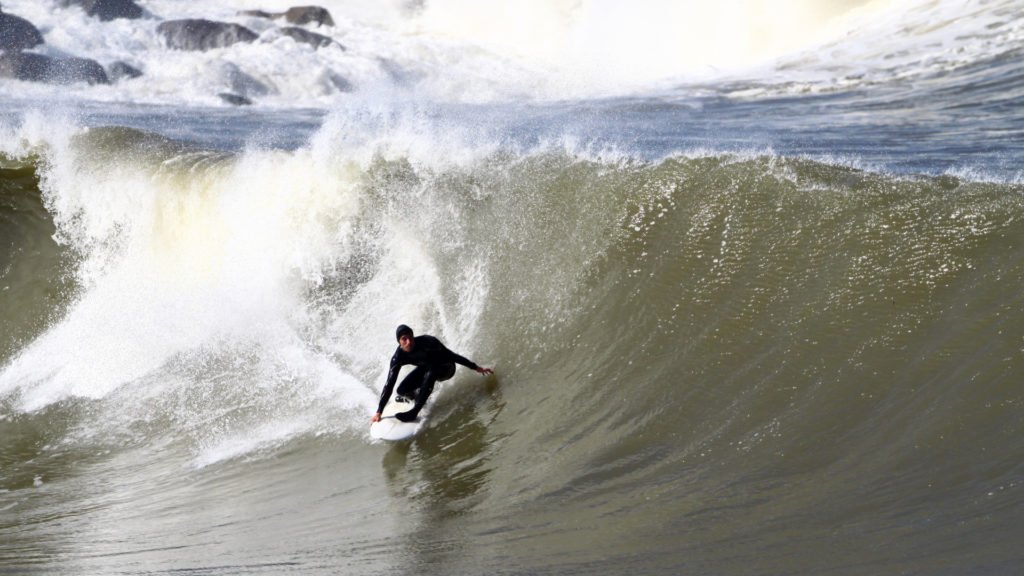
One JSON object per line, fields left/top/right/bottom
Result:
{"left": 1, "top": 0, "right": 1023, "bottom": 574}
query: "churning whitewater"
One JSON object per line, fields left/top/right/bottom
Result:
{"left": 2, "top": 0, "right": 1023, "bottom": 575}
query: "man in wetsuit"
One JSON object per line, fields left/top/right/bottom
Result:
{"left": 371, "top": 324, "right": 493, "bottom": 423}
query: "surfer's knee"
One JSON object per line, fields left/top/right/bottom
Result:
{"left": 434, "top": 362, "right": 456, "bottom": 382}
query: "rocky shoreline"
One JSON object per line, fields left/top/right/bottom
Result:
{"left": 0, "top": 2, "right": 342, "bottom": 105}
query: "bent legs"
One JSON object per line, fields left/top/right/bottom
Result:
{"left": 395, "top": 363, "right": 455, "bottom": 421}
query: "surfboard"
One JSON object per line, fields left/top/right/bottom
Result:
{"left": 370, "top": 397, "right": 423, "bottom": 441}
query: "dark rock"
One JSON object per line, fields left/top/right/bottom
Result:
{"left": 0, "top": 11, "right": 44, "bottom": 51}
{"left": 278, "top": 26, "right": 340, "bottom": 50}
{"left": 53, "top": 56, "right": 109, "bottom": 84}
{"left": 157, "top": 19, "right": 258, "bottom": 51}
{"left": 0, "top": 52, "right": 109, "bottom": 84}
{"left": 57, "top": 0, "right": 143, "bottom": 21}
{"left": 377, "top": 58, "right": 425, "bottom": 86}
{"left": 236, "top": 6, "right": 335, "bottom": 27}
{"left": 107, "top": 60, "right": 142, "bottom": 81}
{"left": 329, "top": 73, "right": 353, "bottom": 92}
{"left": 218, "top": 93, "right": 252, "bottom": 106}
{"left": 284, "top": 6, "right": 334, "bottom": 27}
{"left": 238, "top": 10, "right": 274, "bottom": 19}
{"left": 220, "top": 62, "right": 268, "bottom": 97}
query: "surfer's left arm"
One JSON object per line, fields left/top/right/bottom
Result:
{"left": 445, "top": 348, "right": 493, "bottom": 376}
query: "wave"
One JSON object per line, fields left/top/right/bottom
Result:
{"left": 733, "top": 0, "right": 1024, "bottom": 97}
{"left": 2, "top": 111, "right": 1022, "bottom": 462}
{"left": 2, "top": 108, "right": 1023, "bottom": 573}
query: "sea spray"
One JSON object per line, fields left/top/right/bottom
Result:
{"left": 7, "top": 0, "right": 1021, "bottom": 105}
{"left": 0, "top": 118, "right": 375, "bottom": 455}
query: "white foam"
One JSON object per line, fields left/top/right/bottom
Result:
{"left": 410, "top": 0, "right": 885, "bottom": 94}
{"left": 740, "top": 0, "right": 1024, "bottom": 95}
{"left": 0, "top": 115, "right": 368, "bottom": 409}
{"left": 10, "top": 0, "right": 1005, "bottom": 104}
{"left": 0, "top": 109, "right": 494, "bottom": 463}
{"left": 191, "top": 418, "right": 307, "bottom": 469}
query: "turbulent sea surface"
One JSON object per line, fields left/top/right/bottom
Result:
{"left": 2, "top": 0, "right": 1023, "bottom": 574}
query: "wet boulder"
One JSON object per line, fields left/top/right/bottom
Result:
{"left": 236, "top": 6, "right": 335, "bottom": 27}
{"left": 218, "top": 93, "right": 252, "bottom": 106}
{"left": 279, "top": 26, "right": 340, "bottom": 50}
{"left": 329, "top": 73, "right": 352, "bottom": 92}
{"left": 157, "top": 19, "right": 258, "bottom": 51}
{"left": 107, "top": 60, "right": 142, "bottom": 81}
{"left": 0, "top": 52, "right": 109, "bottom": 84}
{"left": 238, "top": 10, "right": 275, "bottom": 19}
{"left": 0, "top": 11, "right": 44, "bottom": 51}
{"left": 284, "top": 6, "right": 334, "bottom": 27}
{"left": 57, "top": 0, "right": 143, "bottom": 21}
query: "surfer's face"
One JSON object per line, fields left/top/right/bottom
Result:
{"left": 399, "top": 334, "right": 414, "bottom": 352}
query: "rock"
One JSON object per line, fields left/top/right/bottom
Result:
{"left": 0, "top": 52, "right": 109, "bottom": 84}
{"left": 107, "top": 60, "right": 142, "bottom": 81}
{"left": 278, "top": 26, "right": 340, "bottom": 50}
{"left": 218, "top": 93, "right": 252, "bottom": 106}
{"left": 157, "top": 19, "right": 258, "bottom": 51}
{"left": 53, "top": 56, "right": 109, "bottom": 84}
{"left": 329, "top": 73, "right": 352, "bottom": 92}
{"left": 238, "top": 10, "right": 274, "bottom": 19}
{"left": 57, "top": 0, "right": 143, "bottom": 21}
{"left": 200, "top": 60, "right": 267, "bottom": 99}
{"left": 284, "top": 6, "right": 334, "bottom": 27}
{"left": 236, "top": 6, "right": 335, "bottom": 27}
{"left": 0, "top": 11, "right": 44, "bottom": 51}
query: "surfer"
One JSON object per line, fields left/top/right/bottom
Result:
{"left": 371, "top": 325, "right": 493, "bottom": 423}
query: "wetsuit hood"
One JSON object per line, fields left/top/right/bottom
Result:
{"left": 395, "top": 324, "right": 414, "bottom": 342}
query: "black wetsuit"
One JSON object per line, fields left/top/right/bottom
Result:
{"left": 376, "top": 335, "right": 480, "bottom": 417}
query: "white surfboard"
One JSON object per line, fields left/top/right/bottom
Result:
{"left": 370, "top": 398, "right": 423, "bottom": 441}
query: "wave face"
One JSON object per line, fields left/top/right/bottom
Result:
{"left": 0, "top": 160, "right": 76, "bottom": 360}
{"left": 1, "top": 108, "right": 1023, "bottom": 574}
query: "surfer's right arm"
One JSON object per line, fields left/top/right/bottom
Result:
{"left": 372, "top": 350, "right": 402, "bottom": 422}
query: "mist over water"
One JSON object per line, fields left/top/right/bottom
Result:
{"left": 0, "top": 0, "right": 979, "bottom": 104}
{"left": 2, "top": 0, "right": 1024, "bottom": 575}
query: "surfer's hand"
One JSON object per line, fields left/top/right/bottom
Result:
{"left": 476, "top": 367, "right": 494, "bottom": 376}
{"left": 371, "top": 413, "right": 381, "bottom": 423}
